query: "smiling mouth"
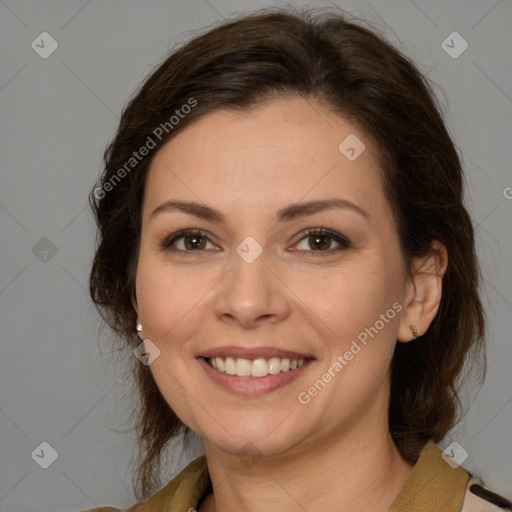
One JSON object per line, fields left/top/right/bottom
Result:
{"left": 204, "top": 356, "right": 311, "bottom": 378}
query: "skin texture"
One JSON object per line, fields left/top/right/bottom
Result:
{"left": 133, "top": 96, "right": 448, "bottom": 512}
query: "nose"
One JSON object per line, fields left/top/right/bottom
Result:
{"left": 214, "top": 247, "right": 291, "bottom": 329}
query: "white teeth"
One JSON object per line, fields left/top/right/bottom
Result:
{"left": 235, "top": 358, "right": 251, "bottom": 377}
{"left": 225, "top": 357, "right": 236, "bottom": 375}
{"left": 251, "top": 358, "right": 268, "bottom": 377}
{"left": 207, "top": 356, "right": 307, "bottom": 378}
{"left": 268, "top": 357, "right": 281, "bottom": 375}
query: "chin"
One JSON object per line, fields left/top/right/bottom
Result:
{"left": 198, "top": 413, "right": 309, "bottom": 460}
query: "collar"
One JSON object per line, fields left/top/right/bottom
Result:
{"left": 390, "top": 441, "right": 469, "bottom": 512}
{"left": 133, "top": 454, "right": 210, "bottom": 511}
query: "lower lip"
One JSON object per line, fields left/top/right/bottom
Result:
{"left": 197, "top": 357, "right": 314, "bottom": 396}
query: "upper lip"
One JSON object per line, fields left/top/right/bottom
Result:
{"left": 198, "top": 346, "right": 314, "bottom": 360}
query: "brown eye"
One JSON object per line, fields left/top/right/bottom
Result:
{"left": 159, "top": 229, "right": 214, "bottom": 251}
{"left": 182, "top": 234, "right": 207, "bottom": 250}
{"left": 294, "top": 227, "right": 351, "bottom": 253}
{"left": 308, "top": 233, "right": 331, "bottom": 251}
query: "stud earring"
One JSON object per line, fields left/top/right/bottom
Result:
{"left": 136, "top": 323, "right": 142, "bottom": 333}
{"left": 410, "top": 325, "right": 418, "bottom": 339}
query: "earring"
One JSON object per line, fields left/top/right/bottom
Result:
{"left": 136, "top": 323, "right": 142, "bottom": 333}
{"left": 410, "top": 325, "right": 418, "bottom": 339}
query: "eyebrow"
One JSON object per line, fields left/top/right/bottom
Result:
{"left": 150, "top": 198, "right": 370, "bottom": 224}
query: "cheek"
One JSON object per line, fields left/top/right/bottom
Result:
{"left": 135, "top": 251, "right": 225, "bottom": 353}
{"left": 134, "top": 258, "right": 210, "bottom": 425}
{"left": 292, "top": 255, "right": 401, "bottom": 344}
{"left": 295, "top": 267, "right": 402, "bottom": 418}
{"left": 135, "top": 257, "right": 191, "bottom": 340}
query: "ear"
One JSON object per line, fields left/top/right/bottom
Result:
{"left": 397, "top": 241, "right": 448, "bottom": 343}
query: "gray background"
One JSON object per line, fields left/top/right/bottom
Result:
{"left": 0, "top": 0, "right": 511, "bottom": 510}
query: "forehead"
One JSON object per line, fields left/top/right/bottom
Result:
{"left": 144, "top": 96, "right": 389, "bottom": 224}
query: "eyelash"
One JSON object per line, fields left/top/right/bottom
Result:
{"left": 158, "top": 227, "right": 351, "bottom": 255}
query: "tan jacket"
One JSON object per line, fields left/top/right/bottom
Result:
{"left": 79, "top": 441, "right": 511, "bottom": 511}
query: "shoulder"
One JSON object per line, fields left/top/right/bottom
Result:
{"left": 461, "top": 478, "right": 512, "bottom": 511}
{"left": 390, "top": 441, "right": 511, "bottom": 512}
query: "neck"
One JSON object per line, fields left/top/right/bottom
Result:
{"left": 199, "top": 385, "right": 414, "bottom": 512}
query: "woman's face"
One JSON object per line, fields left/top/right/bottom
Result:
{"left": 134, "top": 96, "right": 411, "bottom": 459}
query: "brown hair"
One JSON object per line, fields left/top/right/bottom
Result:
{"left": 89, "top": 6, "right": 485, "bottom": 500}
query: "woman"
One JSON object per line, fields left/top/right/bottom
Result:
{"left": 83, "top": 7, "right": 511, "bottom": 512}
